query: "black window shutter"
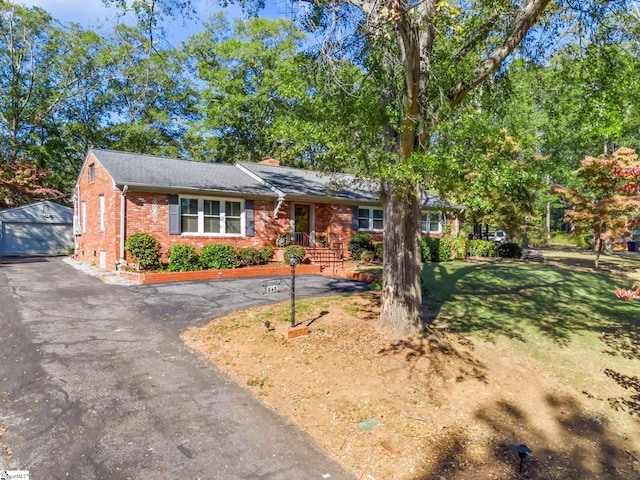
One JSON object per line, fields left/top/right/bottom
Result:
{"left": 168, "top": 195, "right": 180, "bottom": 234}
{"left": 245, "top": 200, "right": 254, "bottom": 237}
{"left": 351, "top": 205, "right": 359, "bottom": 231}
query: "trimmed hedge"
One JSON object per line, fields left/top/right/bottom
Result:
{"left": 468, "top": 239, "right": 497, "bottom": 257}
{"left": 124, "top": 232, "right": 161, "bottom": 270}
{"left": 259, "top": 246, "right": 275, "bottom": 263}
{"left": 168, "top": 244, "right": 200, "bottom": 272}
{"left": 237, "top": 247, "right": 262, "bottom": 266}
{"left": 373, "top": 241, "right": 383, "bottom": 261}
{"left": 237, "top": 246, "right": 274, "bottom": 266}
{"left": 283, "top": 245, "right": 306, "bottom": 264}
{"left": 348, "top": 233, "right": 373, "bottom": 260}
{"left": 199, "top": 243, "right": 237, "bottom": 269}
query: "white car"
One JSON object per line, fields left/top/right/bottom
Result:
{"left": 483, "top": 230, "right": 509, "bottom": 244}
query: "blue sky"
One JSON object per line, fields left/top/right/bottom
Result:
{"left": 16, "top": 0, "right": 289, "bottom": 44}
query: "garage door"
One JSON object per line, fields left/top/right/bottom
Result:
{"left": 1, "top": 222, "right": 73, "bottom": 256}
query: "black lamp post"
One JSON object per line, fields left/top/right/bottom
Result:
{"left": 516, "top": 444, "right": 532, "bottom": 472}
{"left": 289, "top": 253, "right": 296, "bottom": 328}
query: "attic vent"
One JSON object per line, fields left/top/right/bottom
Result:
{"left": 259, "top": 158, "right": 280, "bottom": 167}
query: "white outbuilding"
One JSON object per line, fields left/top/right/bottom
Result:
{"left": 0, "top": 201, "right": 73, "bottom": 257}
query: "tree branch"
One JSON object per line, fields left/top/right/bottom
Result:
{"left": 448, "top": 0, "right": 552, "bottom": 108}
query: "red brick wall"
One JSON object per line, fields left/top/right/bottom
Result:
{"left": 74, "top": 154, "right": 460, "bottom": 270}
{"left": 74, "top": 153, "right": 122, "bottom": 269}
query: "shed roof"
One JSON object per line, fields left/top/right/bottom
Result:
{"left": 0, "top": 200, "right": 73, "bottom": 223}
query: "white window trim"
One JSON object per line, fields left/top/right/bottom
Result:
{"left": 358, "top": 207, "right": 384, "bottom": 232}
{"left": 421, "top": 212, "right": 442, "bottom": 234}
{"left": 179, "top": 195, "right": 245, "bottom": 236}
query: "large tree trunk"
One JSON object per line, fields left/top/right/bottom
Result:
{"left": 378, "top": 179, "right": 424, "bottom": 338}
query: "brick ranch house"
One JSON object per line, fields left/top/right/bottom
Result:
{"left": 73, "top": 149, "right": 463, "bottom": 270}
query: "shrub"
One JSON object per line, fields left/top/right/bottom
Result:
{"left": 360, "top": 250, "right": 375, "bottom": 263}
{"left": 467, "top": 239, "right": 497, "bottom": 257}
{"left": 258, "top": 246, "right": 274, "bottom": 264}
{"left": 168, "top": 244, "right": 200, "bottom": 272}
{"left": 370, "top": 277, "right": 382, "bottom": 291}
{"left": 421, "top": 237, "right": 438, "bottom": 262}
{"left": 124, "top": 232, "right": 161, "bottom": 270}
{"left": 373, "top": 241, "right": 383, "bottom": 261}
{"left": 497, "top": 242, "right": 523, "bottom": 258}
{"left": 421, "top": 237, "right": 455, "bottom": 262}
{"left": 199, "top": 243, "right": 237, "bottom": 269}
{"left": 348, "top": 233, "right": 373, "bottom": 260}
{"left": 450, "top": 234, "right": 467, "bottom": 260}
{"left": 437, "top": 237, "right": 453, "bottom": 262}
{"left": 283, "top": 245, "right": 306, "bottom": 264}
{"left": 237, "top": 247, "right": 262, "bottom": 266}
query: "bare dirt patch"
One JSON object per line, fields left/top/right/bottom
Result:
{"left": 183, "top": 292, "right": 640, "bottom": 479}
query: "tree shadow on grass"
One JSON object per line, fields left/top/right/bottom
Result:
{"left": 424, "top": 261, "right": 639, "bottom": 347}
{"left": 421, "top": 260, "right": 640, "bottom": 422}
{"left": 409, "top": 393, "right": 638, "bottom": 480}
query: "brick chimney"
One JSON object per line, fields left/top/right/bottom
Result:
{"left": 259, "top": 158, "right": 280, "bottom": 167}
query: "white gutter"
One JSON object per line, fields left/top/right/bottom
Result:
{"left": 119, "top": 185, "right": 128, "bottom": 263}
{"left": 234, "top": 163, "right": 286, "bottom": 218}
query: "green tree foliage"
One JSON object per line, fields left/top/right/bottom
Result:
{"left": 100, "top": 24, "right": 198, "bottom": 156}
{"left": 186, "top": 16, "right": 308, "bottom": 163}
{"left": 0, "top": 2, "right": 103, "bottom": 191}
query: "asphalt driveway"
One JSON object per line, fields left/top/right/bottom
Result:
{"left": 0, "top": 257, "right": 368, "bottom": 479}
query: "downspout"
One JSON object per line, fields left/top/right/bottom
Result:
{"left": 234, "top": 162, "right": 286, "bottom": 219}
{"left": 118, "top": 185, "right": 128, "bottom": 266}
{"left": 274, "top": 192, "right": 286, "bottom": 218}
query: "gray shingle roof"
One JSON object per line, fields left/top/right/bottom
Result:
{"left": 87, "top": 149, "right": 463, "bottom": 210}
{"left": 236, "top": 161, "right": 380, "bottom": 202}
{"left": 89, "top": 149, "right": 277, "bottom": 197}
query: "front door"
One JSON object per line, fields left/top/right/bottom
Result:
{"left": 294, "top": 205, "right": 310, "bottom": 246}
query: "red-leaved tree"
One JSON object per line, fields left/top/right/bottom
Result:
{"left": 0, "top": 159, "right": 63, "bottom": 209}
{"left": 611, "top": 148, "right": 640, "bottom": 298}
{"left": 555, "top": 148, "right": 640, "bottom": 270}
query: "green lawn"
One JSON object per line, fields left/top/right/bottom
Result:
{"left": 422, "top": 260, "right": 638, "bottom": 347}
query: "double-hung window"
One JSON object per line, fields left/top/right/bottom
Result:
{"left": 358, "top": 207, "right": 383, "bottom": 231}
{"left": 421, "top": 212, "right": 442, "bottom": 234}
{"left": 181, "top": 197, "right": 243, "bottom": 235}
